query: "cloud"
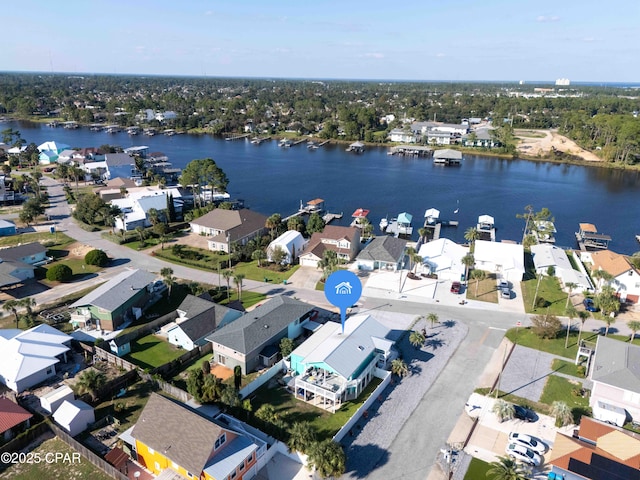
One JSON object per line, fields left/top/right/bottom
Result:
{"left": 582, "top": 37, "right": 595, "bottom": 42}
{"left": 537, "top": 15, "right": 560, "bottom": 22}
{"left": 436, "top": 53, "right": 446, "bottom": 58}
{"left": 364, "top": 53, "right": 384, "bottom": 59}
{"left": 205, "top": 10, "right": 213, "bottom": 16}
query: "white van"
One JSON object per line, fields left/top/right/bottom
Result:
{"left": 593, "top": 400, "right": 627, "bottom": 427}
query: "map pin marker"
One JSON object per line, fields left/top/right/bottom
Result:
{"left": 324, "top": 270, "right": 362, "bottom": 333}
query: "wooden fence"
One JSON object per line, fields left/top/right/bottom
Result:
{"left": 94, "top": 349, "right": 138, "bottom": 371}
{"left": 139, "top": 373, "right": 192, "bottom": 403}
{"left": 151, "top": 342, "right": 213, "bottom": 377}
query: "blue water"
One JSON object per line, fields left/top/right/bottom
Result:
{"left": 6, "top": 121, "right": 640, "bottom": 254}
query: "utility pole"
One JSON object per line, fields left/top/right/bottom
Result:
{"left": 532, "top": 273, "right": 542, "bottom": 310}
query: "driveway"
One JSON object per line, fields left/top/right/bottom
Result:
{"left": 287, "top": 266, "right": 323, "bottom": 291}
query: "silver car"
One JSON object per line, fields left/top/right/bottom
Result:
{"left": 505, "top": 442, "right": 542, "bottom": 466}
{"left": 508, "top": 432, "right": 547, "bottom": 454}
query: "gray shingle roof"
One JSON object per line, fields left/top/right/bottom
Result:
{"left": 206, "top": 296, "right": 314, "bottom": 354}
{"left": 190, "top": 209, "right": 268, "bottom": 243}
{"left": 591, "top": 336, "right": 640, "bottom": 393}
{"left": 356, "top": 236, "right": 407, "bottom": 263}
{"left": 176, "top": 295, "right": 241, "bottom": 343}
{"left": 105, "top": 153, "right": 134, "bottom": 166}
{"left": 70, "top": 269, "right": 155, "bottom": 312}
{"left": 0, "top": 242, "right": 46, "bottom": 261}
{"left": 131, "top": 393, "right": 226, "bottom": 475}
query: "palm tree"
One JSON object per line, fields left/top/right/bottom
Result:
{"left": 160, "top": 267, "right": 176, "bottom": 297}
{"left": 628, "top": 321, "right": 640, "bottom": 343}
{"left": 391, "top": 358, "right": 408, "bottom": 378}
{"left": 3, "top": 300, "right": 22, "bottom": 328}
{"left": 405, "top": 246, "right": 416, "bottom": 272}
{"left": 411, "top": 253, "right": 422, "bottom": 273}
{"left": 492, "top": 399, "right": 515, "bottom": 423}
{"left": 251, "top": 248, "right": 266, "bottom": 267}
{"left": 222, "top": 269, "right": 233, "bottom": 301}
{"left": 427, "top": 312, "right": 439, "bottom": 328}
{"left": 591, "top": 269, "right": 613, "bottom": 293}
{"left": 265, "top": 213, "right": 282, "bottom": 240}
{"left": 75, "top": 369, "right": 107, "bottom": 402}
{"left": 464, "top": 227, "right": 479, "bottom": 251}
{"left": 19, "top": 298, "right": 36, "bottom": 321}
{"left": 461, "top": 253, "right": 475, "bottom": 282}
{"left": 577, "top": 310, "right": 589, "bottom": 346}
{"left": 551, "top": 401, "right": 573, "bottom": 427}
{"left": 565, "top": 304, "right": 578, "bottom": 348}
{"left": 306, "top": 440, "right": 346, "bottom": 479}
{"left": 471, "top": 269, "right": 486, "bottom": 296}
{"left": 418, "top": 227, "right": 428, "bottom": 242}
{"left": 486, "top": 456, "right": 527, "bottom": 480}
{"left": 409, "top": 330, "right": 426, "bottom": 348}
{"left": 233, "top": 273, "right": 245, "bottom": 302}
{"left": 287, "top": 422, "right": 317, "bottom": 454}
{"left": 147, "top": 208, "right": 160, "bottom": 226}
{"left": 564, "top": 282, "right": 578, "bottom": 309}
{"left": 134, "top": 226, "right": 146, "bottom": 243}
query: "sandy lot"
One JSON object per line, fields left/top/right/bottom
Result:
{"left": 515, "top": 129, "right": 602, "bottom": 162}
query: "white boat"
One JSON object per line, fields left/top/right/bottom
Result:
{"left": 379, "top": 217, "right": 389, "bottom": 231}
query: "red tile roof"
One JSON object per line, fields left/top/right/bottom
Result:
{"left": 0, "top": 397, "right": 32, "bottom": 434}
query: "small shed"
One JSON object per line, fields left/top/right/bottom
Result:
{"left": 53, "top": 399, "right": 95, "bottom": 436}
{"left": 40, "top": 385, "right": 75, "bottom": 414}
{"left": 0, "top": 220, "right": 16, "bottom": 236}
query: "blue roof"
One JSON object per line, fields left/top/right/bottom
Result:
{"left": 398, "top": 212, "right": 412, "bottom": 224}
{"left": 203, "top": 436, "right": 257, "bottom": 479}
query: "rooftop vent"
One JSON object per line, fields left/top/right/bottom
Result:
{"left": 357, "top": 345, "right": 365, "bottom": 351}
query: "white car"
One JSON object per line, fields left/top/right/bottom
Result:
{"left": 508, "top": 432, "right": 547, "bottom": 454}
{"left": 505, "top": 442, "right": 542, "bottom": 467}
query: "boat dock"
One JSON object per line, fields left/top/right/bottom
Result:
{"left": 323, "top": 212, "right": 343, "bottom": 224}
{"left": 283, "top": 198, "right": 342, "bottom": 225}
{"left": 225, "top": 133, "right": 250, "bottom": 141}
{"left": 433, "top": 149, "right": 462, "bottom": 165}
{"left": 388, "top": 145, "right": 433, "bottom": 157}
{"left": 251, "top": 136, "right": 271, "bottom": 144}
{"left": 477, "top": 214, "right": 496, "bottom": 241}
{"left": 385, "top": 212, "right": 413, "bottom": 238}
{"left": 575, "top": 223, "right": 611, "bottom": 251}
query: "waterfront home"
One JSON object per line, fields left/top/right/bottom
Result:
{"left": 206, "top": 296, "right": 316, "bottom": 374}
{"left": 69, "top": 268, "right": 157, "bottom": 331}
{"left": 531, "top": 244, "right": 593, "bottom": 293}
{"left": 37, "top": 140, "right": 70, "bottom": 164}
{"left": 0, "top": 324, "right": 72, "bottom": 393}
{"left": 355, "top": 236, "right": 407, "bottom": 271}
{"left": 426, "top": 131, "right": 453, "bottom": 145}
{"left": 433, "top": 149, "right": 462, "bottom": 165}
{"left": 411, "top": 121, "right": 469, "bottom": 137}
{"left": 589, "top": 336, "right": 640, "bottom": 424}
{"left": 388, "top": 128, "right": 417, "bottom": 143}
{"left": 104, "top": 152, "right": 136, "bottom": 180}
{"left": 111, "top": 187, "right": 182, "bottom": 231}
{"left": 190, "top": 208, "right": 268, "bottom": 253}
{"left": 298, "top": 225, "right": 361, "bottom": 267}
{"left": 461, "top": 127, "right": 500, "bottom": 148}
{"left": 165, "top": 295, "right": 242, "bottom": 351}
{"left": 290, "top": 314, "right": 395, "bottom": 412}
{"left": 582, "top": 249, "right": 640, "bottom": 303}
{"left": 129, "top": 393, "right": 262, "bottom": 480}
{"left": 266, "top": 230, "right": 307, "bottom": 265}
{"left": 417, "top": 238, "right": 469, "bottom": 281}
{"left": 474, "top": 240, "right": 525, "bottom": 283}
{"left": 0, "top": 398, "right": 32, "bottom": 441}
{"left": 53, "top": 399, "right": 95, "bottom": 436}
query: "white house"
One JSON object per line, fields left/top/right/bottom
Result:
{"left": 267, "top": 230, "right": 307, "bottom": 265}
{"left": 40, "top": 385, "right": 75, "bottom": 414}
{"left": 474, "top": 240, "right": 525, "bottom": 283}
{"left": 53, "top": 399, "right": 95, "bottom": 436}
{"left": 388, "top": 129, "right": 417, "bottom": 143}
{"left": 111, "top": 187, "right": 182, "bottom": 231}
{"left": 531, "top": 244, "right": 593, "bottom": 292}
{"left": 0, "top": 325, "right": 72, "bottom": 393}
{"left": 585, "top": 250, "right": 640, "bottom": 304}
{"left": 417, "top": 238, "right": 469, "bottom": 281}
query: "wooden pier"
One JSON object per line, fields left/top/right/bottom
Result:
{"left": 250, "top": 136, "right": 271, "bottom": 144}
{"left": 388, "top": 145, "right": 433, "bottom": 157}
{"left": 322, "top": 212, "right": 343, "bottom": 224}
{"left": 225, "top": 133, "right": 250, "bottom": 141}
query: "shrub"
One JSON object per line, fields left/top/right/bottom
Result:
{"left": 531, "top": 313, "right": 562, "bottom": 339}
{"left": 576, "top": 365, "right": 586, "bottom": 377}
{"left": 535, "top": 296, "right": 548, "bottom": 308}
{"left": 46, "top": 264, "right": 72, "bottom": 282}
{"left": 85, "top": 249, "right": 109, "bottom": 267}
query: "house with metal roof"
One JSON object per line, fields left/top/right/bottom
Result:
{"left": 206, "top": 296, "right": 316, "bottom": 374}
{"left": 165, "top": 295, "right": 242, "bottom": 351}
{"left": 0, "top": 397, "right": 33, "bottom": 441}
{"left": 418, "top": 238, "right": 469, "bottom": 281}
{"left": 531, "top": 244, "right": 593, "bottom": 293}
{"left": 266, "top": 230, "right": 307, "bottom": 265}
{"left": 129, "top": 393, "right": 262, "bottom": 480}
{"left": 190, "top": 209, "right": 268, "bottom": 253}
{"left": 70, "top": 269, "right": 156, "bottom": 331}
{"left": 589, "top": 336, "right": 640, "bottom": 423}
{"left": 290, "top": 314, "right": 395, "bottom": 412}
{"left": 0, "top": 324, "right": 72, "bottom": 393}
{"left": 53, "top": 399, "right": 95, "bottom": 436}
{"left": 37, "top": 140, "right": 70, "bottom": 164}
{"left": 355, "top": 236, "right": 407, "bottom": 271}
{"left": 474, "top": 239, "right": 525, "bottom": 283}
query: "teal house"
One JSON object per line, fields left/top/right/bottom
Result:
{"left": 290, "top": 314, "right": 395, "bottom": 412}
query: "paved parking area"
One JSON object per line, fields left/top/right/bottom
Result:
{"left": 287, "top": 266, "right": 323, "bottom": 290}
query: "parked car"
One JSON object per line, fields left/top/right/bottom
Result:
{"left": 508, "top": 432, "right": 547, "bottom": 454}
{"left": 505, "top": 442, "right": 542, "bottom": 466}
{"left": 499, "top": 280, "right": 509, "bottom": 289}
{"left": 513, "top": 405, "right": 537, "bottom": 422}
{"left": 450, "top": 281, "right": 461, "bottom": 293}
{"left": 583, "top": 298, "right": 598, "bottom": 312}
{"left": 501, "top": 287, "right": 511, "bottom": 299}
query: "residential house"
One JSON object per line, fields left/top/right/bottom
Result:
{"left": 38, "top": 141, "right": 70, "bottom": 164}
{"left": 69, "top": 269, "right": 156, "bottom": 331}
{"left": 290, "top": 314, "right": 395, "bottom": 411}
{"left": 190, "top": 209, "right": 269, "bottom": 253}
{"left": 206, "top": 296, "right": 316, "bottom": 374}
{"left": 0, "top": 219, "right": 17, "bottom": 236}
{"left": 298, "top": 225, "right": 361, "bottom": 267}
{"left": 474, "top": 240, "right": 525, "bottom": 283}
{"left": 111, "top": 187, "right": 182, "bottom": 231}
{"left": 388, "top": 128, "right": 417, "bottom": 143}
{"left": 53, "top": 399, "right": 95, "bottom": 436}
{"left": 267, "top": 230, "right": 307, "bottom": 265}
{"left": 39, "top": 384, "right": 75, "bottom": 414}
{"left": 461, "top": 127, "right": 500, "bottom": 148}
{"left": 585, "top": 249, "right": 640, "bottom": 303}
{"left": 165, "top": 295, "right": 242, "bottom": 351}
{"left": 0, "top": 397, "right": 32, "bottom": 441}
{"left": 0, "top": 242, "right": 48, "bottom": 266}
{"left": 355, "top": 236, "right": 407, "bottom": 271}
{"left": 109, "top": 332, "right": 136, "bottom": 357}
{"left": 0, "top": 261, "right": 35, "bottom": 289}
{"left": 0, "top": 324, "right": 72, "bottom": 393}
{"left": 417, "top": 238, "right": 469, "bottom": 281}
{"left": 531, "top": 244, "right": 593, "bottom": 293}
{"left": 589, "top": 335, "right": 640, "bottom": 423}
{"left": 130, "top": 393, "right": 262, "bottom": 480}
{"left": 426, "top": 131, "right": 453, "bottom": 145}
{"left": 548, "top": 416, "right": 640, "bottom": 480}
{"left": 104, "top": 152, "right": 136, "bottom": 181}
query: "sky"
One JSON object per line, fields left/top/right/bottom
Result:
{"left": 4, "top": 0, "right": 639, "bottom": 83}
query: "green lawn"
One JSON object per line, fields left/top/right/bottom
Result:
{"left": 539, "top": 375, "right": 589, "bottom": 409}
{"left": 466, "top": 274, "right": 499, "bottom": 303}
{"left": 521, "top": 275, "right": 569, "bottom": 314}
{"left": 551, "top": 358, "right": 586, "bottom": 378}
{"left": 464, "top": 457, "right": 491, "bottom": 480}
{"left": 124, "top": 333, "right": 186, "bottom": 370}
{"left": 232, "top": 260, "right": 299, "bottom": 283}
{"left": 125, "top": 237, "right": 162, "bottom": 250}
{"left": 2, "top": 437, "right": 114, "bottom": 480}
{"left": 93, "top": 379, "right": 155, "bottom": 431}
{"left": 0, "top": 231, "right": 74, "bottom": 248}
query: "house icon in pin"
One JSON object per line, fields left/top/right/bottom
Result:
{"left": 335, "top": 281, "right": 353, "bottom": 295}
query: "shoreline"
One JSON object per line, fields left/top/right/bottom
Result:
{"left": 8, "top": 116, "right": 639, "bottom": 172}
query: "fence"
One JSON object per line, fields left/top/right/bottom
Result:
{"left": 151, "top": 342, "right": 213, "bottom": 377}
{"left": 80, "top": 369, "right": 140, "bottom": 404}
{"left": 0, "top": 421, "right": 50, "bottom": 457}
{"left": 239, "top": 360, "right": 285, "bottom": 400}
{"left": 332, "top": 370, "right": 392, "bottom": 443}
{"left": 131, "top": 311, "right": 178, "bottom": 339}
{"left": 139, "top": 373, "right": 193, "bottom": 403}
{"left": 94, "top": 349, "right": 138, "bottom": 372}
{"left": 50, "top": 423, "right": 129, "bottom": 480}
